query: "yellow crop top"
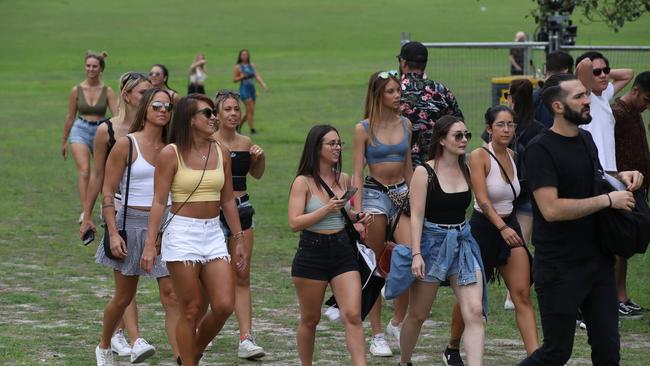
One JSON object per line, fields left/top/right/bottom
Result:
{"left": 170, "top": 143, "right": 225, "bottom": 202}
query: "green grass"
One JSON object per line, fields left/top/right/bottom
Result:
{"left": 1, "top": 0, "right": 649, "bottom": 365}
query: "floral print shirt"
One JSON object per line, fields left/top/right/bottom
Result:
{"left": 400, "top": 72, "right": 464, "bottom": 167}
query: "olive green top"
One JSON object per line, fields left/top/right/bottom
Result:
{"left": 76, "top": 85, "right": 108, "bottom": 116}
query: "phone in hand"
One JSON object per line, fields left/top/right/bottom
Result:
{"left": 340, "top": 187, "right": 358, "bottom": 202}
{"left": 82, "top": 229, "right": 95, "bottom": 246}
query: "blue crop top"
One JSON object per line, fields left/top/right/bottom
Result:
{"left": 361, "top": 117, "right": 409, "bottom": 164}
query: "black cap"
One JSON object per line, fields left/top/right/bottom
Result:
{"left": 399, "top": 41, "right": 428, "bottom": 62}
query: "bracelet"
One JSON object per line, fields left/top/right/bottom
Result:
{"left": 232, "top": 231, "right": 244, "bottom": 240}
{"left": 412, "top": 252, "right": 421, "bottom": 258}
{"left": 102, "top": 203, "right": 115, "bottom": 209}
{"left": 606, "top": 193, "right": 612, "bottom": 208}
{"left": 498, "top": 224, "right": 509, "bottom": 232}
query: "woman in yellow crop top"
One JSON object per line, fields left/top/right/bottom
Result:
{"left": 142, "top": 94, "right": 246, "bottom": 366}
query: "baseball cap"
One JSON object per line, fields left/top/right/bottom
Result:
{"left": 399, "top": 41, "right": 428, "bottom": 62}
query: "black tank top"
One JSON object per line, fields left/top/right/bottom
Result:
{"left": 231, "top": 151, "right": 251, "bottom": 191}
{"left": 424, "top": 166, "right": 471, "bottom": 224}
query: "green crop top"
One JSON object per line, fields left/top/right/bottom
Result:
{"left": 76, "top": 85, "right": 108, "bottom": 116}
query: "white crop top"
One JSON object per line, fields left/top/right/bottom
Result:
{"left": 120, "top": 134, "right": 171, "bottom": 207}
{"left": 473, "top": 143, "right": 520, "bottom": 216}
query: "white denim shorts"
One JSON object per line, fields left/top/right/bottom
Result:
{"left": 161, "top": 214, "right": 230, "bottom": 265}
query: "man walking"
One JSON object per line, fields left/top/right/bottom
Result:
{"left": 518, "top": 73, "right": 643, "bottom": 366}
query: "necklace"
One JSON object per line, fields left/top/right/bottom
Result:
{"left": 193, "top": 144, "right": 210, "bottom": 161}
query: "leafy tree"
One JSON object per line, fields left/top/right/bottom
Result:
{"left": 530, "top": 0, "right": 650, "bottom": 31}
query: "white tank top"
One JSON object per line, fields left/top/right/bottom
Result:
{"left": 120, "top": 134, "right": 170, "bottom": 207}
{"left": 473, "top": 143, "right": 520, "bottom": 216}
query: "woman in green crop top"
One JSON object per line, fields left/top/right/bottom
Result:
{"left": 61, "top": 51, "right": 117, "bottom": 223}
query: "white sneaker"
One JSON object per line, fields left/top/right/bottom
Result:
{"left": 95, "top": 346, "right": 116, "bottom": 366}
{"left": 369, "top": 334, "right": 392, "bottom": 357}
{"left": 238, "top": 335, "right": 265, "bottom": 359}
{"left": 110, "top": 329, "right": 131, "bottom": 356}
{"left": 78, "top": 212, "right": 84, "bottom": 224}
{"left": 504, "top": 298, "right": 515, "bottom": 310}
{"left": 325, "top": 306, "right": 341, "bottom": 321}
{"left": 130, "top": 338, "right": 156, "bottom": 363}
{"left": 386, "top": 320, "right": 402, "bottom": 344}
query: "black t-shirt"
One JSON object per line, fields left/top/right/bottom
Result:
{"left": 524, "top": 129, "right": 602, "bottom": 264}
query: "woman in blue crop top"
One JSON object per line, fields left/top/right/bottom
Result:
{"left": 289, "top": 125, "right": 372, "bottom": 366}
{"left": 213, "top": 90, "right": 267, "bottom": 359}
{"left": 233, "top": 49, "right": 268, "bottom": 134}
{"left": 387, "top": 115, "right": 486, "bottom": 366}
{"left": 352, "top": 70, "right": 413, "bottom": 355}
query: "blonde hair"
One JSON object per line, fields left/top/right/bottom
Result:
{"left": 85, "top": 50, "right": 108, "bottom": 71}
{"left": 363, "top": 71, "right": 400, "bottom": 144}
{"left": 116, "top": 72, "right": 151, "bottom": 118}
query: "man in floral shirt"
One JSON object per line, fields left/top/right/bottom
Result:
{"left": 398, "top": 41, "right": 464, "bottom": 167}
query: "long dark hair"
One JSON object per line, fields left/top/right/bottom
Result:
{"left": 151, "top": 63, "right": 178, "bottom": 94}
{"left": 237, "top": 49, "right": 250, "bottom": 64}
{"left": 168, "top": 93, "right": 215, "bottom": 155}
{"left": 428, "top": 115, "right": 471, "bottom": 187}
{"left": 129, "top": 87, "right": 172, "bottom": 142}
{"left": 509, "top": 79, "right": 533, "bottom": 129}
{"left": 296, "top": 125, "right": 342, "bottom": 192}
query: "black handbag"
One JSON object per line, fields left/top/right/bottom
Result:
{"left": 580, "top": 131, "right": 650, "bottom": 258}
{"left": 103, "top": 136, "right": 133, "bottom": 260}
{"left": 317, "top": 178, "right": 385, "bottom": 321}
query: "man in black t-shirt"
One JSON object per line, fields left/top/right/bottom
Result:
{"left": 518, "top": 74, "right": 643, "bottom": 366}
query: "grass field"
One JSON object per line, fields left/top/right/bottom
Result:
{"left": 1, "top": 0, "right": 649, "bottom": 365}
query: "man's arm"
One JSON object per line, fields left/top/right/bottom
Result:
{"left": 533, "top": 186, "right": 635, "bottom": 222}
{"left": 610, "top": 68, "right": 634, "bottom": 95}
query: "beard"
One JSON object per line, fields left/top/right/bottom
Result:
{"left": 563, "top": 103, "right": 592, "bottom": 125}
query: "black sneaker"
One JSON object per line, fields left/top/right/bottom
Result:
{"left": 619, "top": 302, "right": 643, "bottom": 319}
{"left": 443, "top": 347, "right": 465, "bottom": 366}
{"left": 625, "top": 299, "right": 644, "bottom": 312}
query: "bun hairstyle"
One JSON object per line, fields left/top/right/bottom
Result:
{"left": 85, "top": 50, "right": 108, "bottom": 71}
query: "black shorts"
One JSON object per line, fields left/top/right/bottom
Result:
{"left": 291, "top": 230, "right": 359, "bottom": 281}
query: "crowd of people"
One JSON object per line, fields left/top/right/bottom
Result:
{"left": 63, "top": 43, "right": 650, "bottom": 366}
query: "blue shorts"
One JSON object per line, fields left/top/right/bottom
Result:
{"left": 361, "top": 179, "right": 407, "bottom": 219}
{"left": 516, "top": 199, "right": 533, "bottom": 215}
{"left": 69, "top": 117, "right": 105, "bottom": 152}
{"left": 240, "top": 83, "right": 256, "bottom": 101}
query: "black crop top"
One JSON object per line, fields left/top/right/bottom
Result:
{"left": 424, "top": 169, "right": 471, "bottom": 225}
{"left": 231, "top": 151, "right": 251, "bottom": 191}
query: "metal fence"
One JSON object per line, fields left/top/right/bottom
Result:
{"left": 399, "top": 33, "right": 650, "bottom": 134}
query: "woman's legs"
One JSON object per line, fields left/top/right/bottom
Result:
{"left": 516, "top": 212, "right": 533, "bottom": 245}
{"left": 166, "top": 261, "right": 205, "bottom": 366}
{"left": 365, "top": 214, "right": 387, "bottom": 338}
{"left": 121, "top": 299, "right": 139, "bottom": 343}
{"left": 228, "top": 228, "right": 255, "bottom": 338}
{"left": 399, "top": 281, "right": 439, "bottom": 363}
{"left": 99, "top": 271, "right": 139, "bottom": 348}
{"left": 450, "top": 273, "right": 484, "bottom": 366}
{"left": 390, "top": 214, "right": 412, "bottom": 335}
{"left": 330, "top": 271, "right": 367, "bottom": 366}
{"left": 157, "top": 276, "right": 180, "bottom": 357}
{"left": 70, "top": 142, "right": 91, "bottom": 213}
{"left": 292, "top": 276, "right": 328, "bottom": 366}
{"left": 195, "top": 259, "right": 235, "bottom": 354}
{"left": 243, "top": 99, "right": 256, "bottom": 132}
{"left": 498, "top": 248, "right": 538, "bottom": 355}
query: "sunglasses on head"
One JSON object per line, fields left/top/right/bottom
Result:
{"left": 451, "top": 131, "right": 472, "bottom": 142}
{"left": 196, "top": 107, "right": 216, "bottom": 118}
{"left": 377, "top": 70, "right": 399, "bottom": 79}
{"left": 151, "top": 101, "right": 173, "bottom": 112}
{"left": 593, "top": 67, "right": 611, "bottom": 76}
{"left": 121, "top": 72, "right": 148, "bottom": 89}
{"left": 215, "top": 89, "right": 240, "bottom": 100}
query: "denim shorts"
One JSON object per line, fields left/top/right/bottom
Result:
{"left": 219, "top": 194, "right": 255, "bottom": 237}
{"left": 515, "top": 199, "right": 533, "bottom": 215}
{"left": 69, "top": 117, "right": 105, "bottom": 152}
{"left": 161, "top": 214, "right": 230, "bottom": 265}
{"left": 362, "top": 179, "right": 408, "bottom": 218}
{"left": 291, "top": 230, "right": 359, "bottom": 281}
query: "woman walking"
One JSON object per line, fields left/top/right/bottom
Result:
{"left": 94, "top": 88, "right": 179, "bottom": 366}
{"left": 352, "top": 70, "right": 412, "bottom": 357}
{"left": 289, "top": 124, "right": 372, "bottom": 366}
{"left": 469, "top": 106, "right": 538, "bottom": 354}
{"left": 387, "top": 115, "right": 486, "bottom": 366}
{"left": 81, "top": 72, "right": 151, "bottom": 358}
{"left": 141, "top": 94, "right": 246, "bottom": 366}
{"left": 213, "top": 90, "right": 267, "bottom": 359}
{"left": 61, "top": 51, "right": 117, "bottom": 223}
{"left": 188, "top": 53, "right": 207, "bottom": 95}
{"left": 149, "top": 63, "right": 180, "bottom": 103}
{"left": 233, "top": 49, "right": 268, "bottom": 134}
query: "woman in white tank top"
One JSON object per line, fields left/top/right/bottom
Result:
{"left": 468, "top": 106, "right": 538, "bottom": 355}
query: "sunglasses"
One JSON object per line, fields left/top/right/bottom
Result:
{"left": 377, "top": 70, "right": 399, "bottom": 79}
{"left": 149, "top": 71, "right": 162, "bottom": 77}
{"left": 322, "top": 140, "right": 345, "bottom": 148}
{"left": 215, "top": 89, "right": 240, "bottom": 99}
{"left": 592, "top": 67, "right": 611, "bottom": 76}
{"left": 196, "top": 107, "right": 216, "bottom": 118}
{"left": 151, "top": 101, "right": 173, "bottom": 112}
{"left": 451, "top": 131, "right": 472, "bottom": 142}
{"left": 121, "top": 72, "right": 148, "bottom": 89}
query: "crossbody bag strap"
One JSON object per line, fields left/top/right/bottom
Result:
{"left": 121, "top": 136, "right": 133, "bottom": 231}
{"left": 481, "top": 146, "right": 517, "bottom": 201}
{"left": 316, "top": 176, "right": 355, "bottom": 228}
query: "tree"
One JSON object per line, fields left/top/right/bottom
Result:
{"left": 530, "top": 0, "right": 650, "bottom": 32}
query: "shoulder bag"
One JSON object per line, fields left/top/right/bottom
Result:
{"left": 103, "top": 135, "right": 133, "bottom": 260}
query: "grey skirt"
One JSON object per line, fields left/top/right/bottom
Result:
{"left": 96, "top": 207, "right": 169, "bottom": 278}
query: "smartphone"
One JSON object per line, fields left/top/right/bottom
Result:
{"left": 340, "top": 187, "right": 358, "bottom": 202}
{"left": 82, "top": 229, "right": 95, "bottom": 246}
